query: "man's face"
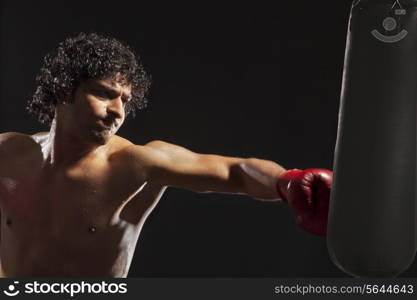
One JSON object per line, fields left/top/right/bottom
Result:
{"left": 67, "top": 76, "right": 132, "bottom": 144}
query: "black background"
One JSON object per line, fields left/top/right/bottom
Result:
{"left": 1, "top": 1, "right": 416, "bottom": 277}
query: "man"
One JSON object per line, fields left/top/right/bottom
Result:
{"left": 0, "top": 33, "right": 332, "bottom": 277}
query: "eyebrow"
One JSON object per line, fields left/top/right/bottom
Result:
{"left": 93, "top": 82, "right": 132, "bottom": 100}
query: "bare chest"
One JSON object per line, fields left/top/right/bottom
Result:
{"left": 0, "top": 163, "right": 164, "bottom": 277}
{"left": 2, "top": 168, "right": 114, "bottom": 229}
{"left": 4, "top": 160, "right": 159, "bottom": 232}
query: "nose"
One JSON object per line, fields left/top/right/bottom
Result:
{"left": 106, "top": 97, "right": 124, "bottom": 120}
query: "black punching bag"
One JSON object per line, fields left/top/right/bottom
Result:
{"left": 328, "top": 0, "right": 417, "bottom": 277}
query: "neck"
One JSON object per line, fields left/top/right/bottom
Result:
{"left": 43, "top": 118, "right": 103, "bottom": 167}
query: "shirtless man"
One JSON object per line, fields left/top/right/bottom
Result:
{"left": 0, "top": 33, "right": 332, "bottom": 277}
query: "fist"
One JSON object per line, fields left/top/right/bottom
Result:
{"left": 277, "top": 168, "right": 333, "bottom": 236}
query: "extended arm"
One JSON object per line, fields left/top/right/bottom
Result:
{"left": 123, "top": 140, "right": 286, "bottom": 200}
{"left": 123, "top": 140, "right": 333, "bottom": 236}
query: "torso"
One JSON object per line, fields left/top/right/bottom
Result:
{"left": 0, "top": 132, "right": 166, "bottom": 277}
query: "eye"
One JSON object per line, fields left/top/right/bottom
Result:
{"left": 93, "top": 89, "right": 109, "bottom": 99}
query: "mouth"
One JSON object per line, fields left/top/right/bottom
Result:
{"left": 97, "top": 120, "right": 112, "bottom": 131}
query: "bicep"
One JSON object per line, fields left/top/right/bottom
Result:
{"left": 131, "top": 141, "right": 244, "bottom": 193}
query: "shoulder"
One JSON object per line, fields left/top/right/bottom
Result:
{"left": 0, "top": 131, "right": 50, "bottom": 144}
{"left": 108, "top": 139, "right": 189, "bottom": 173}
{"left": 107, "top": 135, "right": 135, "bottom": 151}
{"left": 116, "top": 139, "right": 194, "bottom": 162}
{"left": 0, "top": 132, "right": 43, "bottom": 170}
{"left": 0, "top": 132, "right": 27, "bottom": 143}
{"left": 143, "top": 140, "right": 173, "bottom": 149}
{"left": 109, "top": 139, "right": 169, "bottom": 163}
{"left": 0, "top": 132, "right": 39, "bottom": 151}
{"left": 105, "top": 138, "right": 169, "bottom": 182}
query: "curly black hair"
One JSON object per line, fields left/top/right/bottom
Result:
{"left": 27, "top": 32, "right": 151, "bottom": 126}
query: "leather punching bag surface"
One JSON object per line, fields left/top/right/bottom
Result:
{"left": 328, "top": 0, "right": 417, "bottom": 277}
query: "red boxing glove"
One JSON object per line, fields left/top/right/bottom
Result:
{"left": 277, "top": 168, "right": 333, "bottom": 236}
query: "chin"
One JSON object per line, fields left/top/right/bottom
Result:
{"left": 91, "top": 130, "right": 112, "bottom": 145}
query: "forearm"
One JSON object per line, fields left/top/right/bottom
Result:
{"left": 237, "top": 158, "right": 287, "bottom": 201}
